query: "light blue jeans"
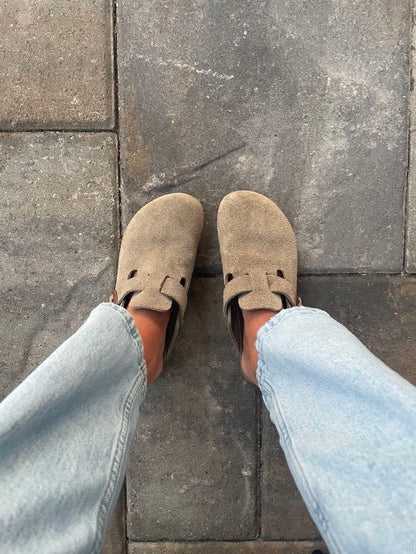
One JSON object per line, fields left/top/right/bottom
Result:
{"left": 1, "top": 304, "right": 415, "bottom": 553}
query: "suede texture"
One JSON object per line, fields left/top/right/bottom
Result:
{"left": 111, "top": 193, "right": 203, "bottom": 356}
{"left": 217, "top": 191, "right": 298, "bottom": 352}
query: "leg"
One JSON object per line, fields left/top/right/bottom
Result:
{"left": 0, "top": 193, "right": 203, "bottom": 554}
{"left": 1, "top": 193, "right": 202, "bottom": 553}
{"left": 252, "top": 306, "right": 416, "bottom": 553}
{"left": 218, "top": 191, "right": 416, "bottom": 552}
{"left": 0, "top": 303, "right": 154, "bottom": 554}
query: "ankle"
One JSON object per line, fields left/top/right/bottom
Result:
{"left": 127, "top": 307, "right": 171, "bottom": 383}
{"left": 241, "top": 309, "right": 279, "bottom": 386}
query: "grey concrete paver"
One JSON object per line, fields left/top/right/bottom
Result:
{"left": 118, "top": 0, "right": 410, "bottom": 273}
{"left": 127, "top": 277, "right": 258, "bottom": 541}
{"left": 0, "top": 131, "right": 121, "bottom": 550}
{"left": 128, "top": 274, "right": 416, "bottom": 544}
{"left": 261, "top": 275, "right": 416, "bottom": 539}
{"left": 129, "top": 541, "right": 328, "bottom": 553}
{"left": 0, "top": 132, "right": 118, "bottom": 399}
{"left": 0, "top": 0, "right": 114, "bottom": 129}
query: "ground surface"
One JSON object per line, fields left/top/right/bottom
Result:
{"left": 1, "top": 1, "right": 415, "bottom": 553}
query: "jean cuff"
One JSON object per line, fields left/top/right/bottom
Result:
{"left": 94, "top": 302, "right": 148, "bottom": 385}
{"left": 255, "top": 306, "right": 325, "bottom": 387}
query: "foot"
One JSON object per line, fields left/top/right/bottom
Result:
{"left": 241, "top": 309, "right": 279, "bottom": 386}
{"left": 127, "top": 307, "right": 171, "bottom": 383}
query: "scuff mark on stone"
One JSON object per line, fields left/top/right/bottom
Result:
{"left": 137, "top": 55, "right": 235, "bottom": 81}
{"left": 142, "top": 142, "right": 247, "bottom": 193}
{"left": 193, "top": 142, "right": 247, "bottom": 172}
{"left": 142, "top": 171, "right": 198, "bottom": 193}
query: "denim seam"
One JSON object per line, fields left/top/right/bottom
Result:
{"left": 91, "top": 371, "right": 146, "bottom": 553}
{"left": 255, "top": 308, "right": 341, "bottom": 553}
{"left": 258, "top": 372, "right": 341, "bottom": 554}
{"left": 256, "top": 307, "right": 342, "bottom": 553}
{"left": 260, "top": 378, "right": 341, "bottom": 554}
{"left": 89, "top": 304, "right": 147, "bottom": 553}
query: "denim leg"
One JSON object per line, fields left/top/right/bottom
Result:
{"left": 256, "top": 307, "right": 416, "bottom": 554}
{"left": 0, "top": 303, "right": 147, "bottom": 554}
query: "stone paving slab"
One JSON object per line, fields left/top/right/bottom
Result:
{"left": 0, "top": 131, "right": 121, "bottom": 550}
{"left": 129, "top": 541, "right": 328, "bottom": 553}
{"left": 127, "top": 277, "right": 258, "bottom": 541}
{"left": 0, "top": 132, "right": 117, "bottom": 399}
{"left": 118, "top": 0, "right": 410, "bottom": 273}
{"left": 0, "top": 0, "right": 114, "bottom": 130}
{"left": 260, "top": 275, "right": 416, "bottom": 539}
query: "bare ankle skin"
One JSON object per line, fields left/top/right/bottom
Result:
{"left": 241, "top": 309, "right": 279, "bottom": 386}
{"left": 127, "top": 307, "right": 171, "bottom": 384}
{"left": 127, "top": 306, "right": 277, "bottom": 386}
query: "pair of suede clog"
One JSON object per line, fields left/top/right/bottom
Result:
{"left": 110, "top": 191, "right": 300, "bottom": 370}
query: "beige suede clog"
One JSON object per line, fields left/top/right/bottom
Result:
{"left": 217, "top": 190, "right": 300, "bottom": 354}
{"left": 110, "top": 193, "right": 204, "bottom": 360}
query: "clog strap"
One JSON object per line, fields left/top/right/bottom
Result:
{"left": 160, "top": 276, "right": 188, "bottom": 317}
{"left": 110, "top": 271, "right": 188, "bottom": 320}
{"left": 223, "top": 272, "right": 297, "bottom": 314}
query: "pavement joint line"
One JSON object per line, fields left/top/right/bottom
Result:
{"left": 111, "top": 0, "right": 127, "bottom": 551}
{"left": 112, "top": 0, "right": 123, "bottom": 250}
{"left": 193, "top": 272, "right": 408, "bottom": 279}
{"left": 404, "top": 0, "right": 415, "bottom": 271}
{"left": 292, "top": 271, "right": 406, "bottom": 277}
{"left": 127, "top": 539, "right": 327, "bottom": 544}
{"left": 0, "top": 129, "right": 116, "bottom": 134}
